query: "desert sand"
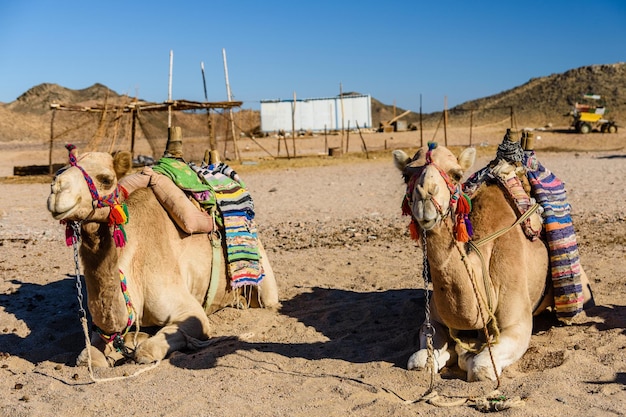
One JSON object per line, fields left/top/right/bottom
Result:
{"left": 0, "top": 127, "right": 625, "bottom": 416}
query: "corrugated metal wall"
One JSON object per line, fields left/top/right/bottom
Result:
{"left": 260, "top": 94, "right": 371, "bottom": 132}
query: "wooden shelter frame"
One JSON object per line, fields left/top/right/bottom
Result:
{"left": 48, "top": 99, "right": 242, "bottom": 172}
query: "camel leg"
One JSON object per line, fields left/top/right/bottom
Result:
{"left": 133, "top": 296, "right": 212, "bottom": 364}
{"left": 257, "top": 239, "right": 280, "bottom": 309}
{"left": 580, "top": 266, "right": 595, "bottom": 308}
{"left": 466, "top": 318, "right": 532, "bottom": 382}
{"left": 408, "top": 318, "right": 456, "bottom": 372}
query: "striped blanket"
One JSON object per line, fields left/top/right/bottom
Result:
{"left": 190, "top": 162, "right": 265, "bottom": 289}
{"left": 522, "top": 152, "right": 584, "bottom": 321}
{"left": 464, "top": 153, "right": 584, "bottom": 321}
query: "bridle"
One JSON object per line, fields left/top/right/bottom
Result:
{"left": 63, "top": 144, "right": 129, "bottom": 248}
{"left": 402, "top": 143, "right": 473, "bottom": 242}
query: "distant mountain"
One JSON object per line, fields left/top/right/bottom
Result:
{"left": 1, "top": 63, "right": 625, "bottom": 144}
{"left": 6, "top": 83, "right": 127, "bottom": 115}
{"left": 371, "top": 62, "right": 626, "bottom": 128}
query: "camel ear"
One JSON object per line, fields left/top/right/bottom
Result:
{"left": 112, "top": 151, "right": 133, "bottom": 179}
{"left": 392, "top": 149, "right": 410, "bottom": 172}
{"left": 458, "top": 147, "right": 476, "bottom": 172}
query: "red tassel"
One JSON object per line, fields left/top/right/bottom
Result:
{"left": 409, "top": 220, "right": 420, "bottom": 241}
{"left": 65, "top": 223, "right": 77, "bottom": 246}
{"left": 402, "top": 196, "right": 412, "bottom": 216}
{"left": 456, "top": 193, "right": 471, "bottom": 215}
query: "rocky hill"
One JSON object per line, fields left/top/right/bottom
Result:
{"left": 372, "top": 62, "right": 626, "bottom": 129}
{"left": 1, "top": 62, "right": 625, "bottom": 144}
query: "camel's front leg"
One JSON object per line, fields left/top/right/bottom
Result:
{"left": 464, "top": 319, "right": 532, "bottom": 382}
{"left": 407, "top": 319, "right": 456, "bottom": 372}
{"left": 257, "top": 239, "right": 280, "bottom": 309}
{"left": 133, "top": 301, "right": 212, "bottom": 364}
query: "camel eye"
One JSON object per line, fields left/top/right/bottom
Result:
{"left": 450, "top": 169, "right": 463, "bottom": 182}
{"left": 97, "top": 175, "right": 114, "bottom": 188}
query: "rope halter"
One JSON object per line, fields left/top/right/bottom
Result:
{"left": 64, "top": 144, "right": 129, "bottom": 247}
{"left": 402, "top": 142, "right": 473, "bottom": 242}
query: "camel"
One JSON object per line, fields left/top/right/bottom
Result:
{"left": 393, "top": 144, "right": 593, "bottom": 381}
{"left": 47, "top": 149, "right": 279, "bottom": 367}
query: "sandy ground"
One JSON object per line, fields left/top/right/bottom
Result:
{"left": 0, "top": 127, "right": 625, "bottom": 416}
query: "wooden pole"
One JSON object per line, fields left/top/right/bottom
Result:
{"left": 339, "top": 82, "right": 345, "bottom": 153}
{"left": 222, "top": 48, "right": 241, "bottom": 162}
{"left": 201, "top": 61, "right": 216, "bottom": 152}
{"left": 469, "top": 109, "right": 474, "bottom": 146}
{"left": 130, "top": 107, "right": 137, "bottom": 158}
{"left": 345, "top": 120, "right": 350, "bottom": 153}
{"left": 292, "top": 91, "right": 296, "bottom": 158}
{"left": 48, "top": 107, "right": 56, "bottom": 174}
{"left": 442, "top": 96, "right": 448, "bottom": 146}
{"left": 419, "top": 94, "right": 423, "bottom": 148}
{"left": 356, "top": 121, "right": 369, "bottom": 159}
{"left": 324, "top": 124, "right": 328, "bottom": 154}
{"left": 167, "top": 50, "right": 173, "bottom": 146}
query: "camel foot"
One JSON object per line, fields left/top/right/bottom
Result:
{"left": 466, "top": 354, "right": 501, "bottom": 382}
{"left": 76, "top": 345, "right": 118, "bottom": 368}
{"left": 133, "top": 341, "right": 166, "bottom": 364}
{"left": 407, "top": 348, "right": 452, "bottom": 372}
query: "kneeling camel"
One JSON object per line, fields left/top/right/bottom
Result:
{"left": 393, "top": 144, "right": 593, "bottom": 381}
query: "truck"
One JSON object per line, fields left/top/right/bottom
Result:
{"left": 569, "top": 94, "right": 618, "bottom": 134}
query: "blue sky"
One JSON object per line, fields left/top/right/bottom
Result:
{"left": 1, "top": 0, "right": 625, "bottom": 113}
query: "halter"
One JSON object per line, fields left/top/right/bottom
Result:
{"left": 64, "top": 144, "right": 129, "bottom": 247}
{"left": 402, "top": 142, "right": 473, "bottom": 242}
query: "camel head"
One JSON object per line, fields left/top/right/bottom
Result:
{"left": 393, "top": 144, "right": 476, "bottom": 232}
{"left": 47, "top": 146, "right": 133, "bottom": 221}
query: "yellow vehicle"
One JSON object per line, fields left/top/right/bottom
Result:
{"left": 570, "top": 94, "right": 618, "bottom": 134}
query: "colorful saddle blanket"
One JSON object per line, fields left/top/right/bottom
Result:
{"left": 152, "top": 158, "right": 264, "bottom": 288}
{"left": 463, "top": 149, "right": 584, "bottom": 322}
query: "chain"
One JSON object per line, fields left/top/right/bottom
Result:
{"left": 70, "top": 221, "right": 88, "bottom": 320}
{"left": 421, "top": 228, "right": 436, "bottom": 392}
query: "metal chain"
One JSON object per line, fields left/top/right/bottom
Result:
{"left": 421, "top": 228, "right": 436, "bottom": 392}
{"left": 70, "top": 221, "right": 88, "bottom": 321}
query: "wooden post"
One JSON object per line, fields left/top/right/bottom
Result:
{"left": 130, "top": 107, "right": 137, "bottom": 158}
{"left": 48, "top": 107, "right": 56, "bottom": 174}
{"left": 356, "top": 121, "right": 369, "bottom": 159}
{"left": 324, "top": 125, "right": 328, "bottom": 154}
{"left": 201, "top": 61, "right": 216, "bottom": 151}
{"left": 339, "top": 82, "right": 345, "bottom": 153}
{"left": 469, "top": 108, "right": 474, "bottom": 146}
{"left": 222, "top": 48, "right": 241, "bottom": 162}
{"left": 345, "top": 120, "right": 350, "bottom": 153}
{"left": 442, "top": 96, "right": 448, "bottom": 146}
{"left": 292, "top": 91, "right": 297, "bottom": 158}
{"left": 419, "top": 94, "right": 423, "bottom": 148}
{"left": 167, "top": 50, "right": 173, "bottom": 145}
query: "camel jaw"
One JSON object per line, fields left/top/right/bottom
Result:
{"left": 417, "top": 218, "right": 439, "bottom": 231}
{"left": 47, "top": 193, "right": 84, "bottom": 221}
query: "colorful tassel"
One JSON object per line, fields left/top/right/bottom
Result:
{"left": 63, "top": 221, "right": 78, "bottom": 246}
{"left": 455, "top": 216, "right": 470, "bottom": 242}
{"left": 454, "top": 192, "right": 473, "bottom": 242}
{"left": 109, "top": 204, "right": 128, "bottom": 225}
{"left": 409, "top": 220, "right": 420, "bottom": 241}
{"left": 113, "top": 227, "right": 126, "bottom": 248}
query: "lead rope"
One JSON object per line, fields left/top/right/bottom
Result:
{"left": 68, "top": 222, "right": 160, "bottom": 383}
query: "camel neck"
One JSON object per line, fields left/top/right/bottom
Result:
{"left": 79, "top": 223, "right": 129, "bottom": 334}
